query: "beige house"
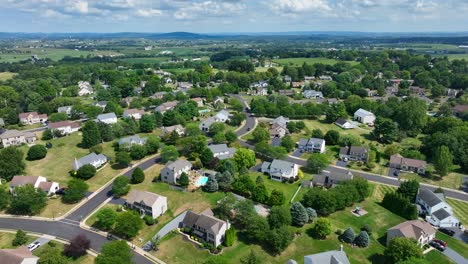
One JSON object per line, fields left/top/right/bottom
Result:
{"left": 125, "top": 190, "right": 167, "bottom": 219}
{"left": 389, "top": 154, "right": 426, "bottom": 175}
{"left": 181, "top": 209, "right": 230, "bottom": 247}
{"left": 160, "top": 159, "right": 192, "bottom": 184}
{"left": 0, "top": 246, "right": 39, "bottom": 264}
{"left": 0, "top": 130, "right": 37, "bottom": 147}
{"left": 386, "top": 220, "right": 436, "bottom": 247}
{"left": 19, "top": 112, "right": 48, "bottom": 125}
{"left": 10, "top": 176, "right": 60, "bottom": 196}
{"left": 123, "top": 109, "right": 146, "bottom": 120}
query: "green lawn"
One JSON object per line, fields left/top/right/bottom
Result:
{"left": 0, "top": 232, "right": 35, "bottom": 249}
{"left": 399, "top": 172, "right": 463, "bottom": 190}
{"left": 274, "top": 57, "right": 359, "bottom": 66}
{"left": 33, "top": 241, "right": 94, "bottom": 264}
{"left": 0, "top": 72, "right": 16, "bottom": 81}
{"left": 0, "top": 48, "right": 120, "bottom": 63}
{"left": 436, "top": 232, "right": 468, "bottom": 259}
{"left": 446, "top": 198, "right": 468, "bottom": 225}
{"left": 249, "top": 172, "right": 302, "bottom": 205}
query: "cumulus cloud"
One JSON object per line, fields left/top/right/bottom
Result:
{"left": 173, "top": 0, "right": 246, "bottom": 20}
{"left": 136, "top": 8, "right": 163, "bottom": 17}
{"left": 270, "top": 0, "right": 332, "bottom": 14}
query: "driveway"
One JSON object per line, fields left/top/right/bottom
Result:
{"left": 291, "top": 149, "right": 302, "bottom": 158}
{"left": 388, "top": 168, "right": 399, "bottom": 177}
{"left": 143, "top": 211, "right": 188, "bottom": 250}
{"left": 445, "top": 227, "right": 468, "bottom": 243}
{"left": 29, "top": 236, "right": 50, "bottom": 251}
{"left": 336, "top": 160, "right": 348, "bottom": 168}
{"left": 443, "top": 247, "right": 468, "bottom": 264}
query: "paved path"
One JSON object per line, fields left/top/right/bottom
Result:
{"left": 443, "top": 247, "right": 468, "bottom": 264}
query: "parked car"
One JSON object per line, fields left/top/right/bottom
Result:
{"left": 429, "top": 241, "right": 446, "bottom": 251}
{"left": 433, "top": 239, "right": 447, "bottom": 247}
{"left": 464, "top": 229, "right": 468, "bottom": 235}
{"left": 27, "top": 241, "right": 41, "bottom": 251}
{"left": 439, "top": 228, "right": 455, "bottom": 236}
{"left": 393, "top": 170, "right": 400, "bottom": 176}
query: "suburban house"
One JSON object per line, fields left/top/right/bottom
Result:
{"left": 118, "top": 135, "right": 147, "bottom": 147}
{"left": 303, "top": 90, "right": 324, "bottom": 99}
{"left": 269, "top": 123, "right": 289, "bottom": 138}
{"left": 162, "top": 125, "right": 186, "bottom": 136}
{"left": 78, "top": 81, "right": 93, "bottom": 96}
{"left": 0, "top": 130, "right": 37, "bottom": 147}
{"left": 180, "top": 209, "right": 230, "bottom": 247}
{"left": 312, "top": 170, "right": 353, "bottom": 188}
{"left": 73, "top": 152, "right": 108, "bottom": 171}
{"left": 160, "top": 159, "right": 192, "bottom": 184}
{"left": 93, "top": 101, "right": 107, "bottom": 110}
{"left": 125, "top": 190, "right": 168, "bottom": 219}
{"left": 19, "top": 112, "right": 48, "bottom": 125}
{"left": 304, "top": 76, "right": 315, "bottom": 82}
{"left": 261, "top": 159, "right": 299, "bottom": 182}
{"left": 199, "top": 110, "right": 230, "bottom": 132}
{"left": 48, "top": 121, "right": 80, "bottom": 135}
{"left": 177, "top": 82, "right": 193, "bottom": 90}
{"left": 416, "top": 188, "right": 460, "bottom": 228}
{"left": 284, "top": 75, "right": 292, "bottom": 83}
{"left": 10, "top": 175, "right": 60, "bottom": 196}
{"left": 252, "top": 87, "right": 268, "bottom": 96}
{"left": 213, "top": 96, "right": 224, "bottom": 105}
{"left": 389, "top": 154, "right": 427, "bottom": 175}
{"left": 57, "top": 105, "right": 73, "bottom": 117}
{"left": 191, "top": 97, "right": 204, "bottom": 107}
{"left": 353, "top": 108, "right": 376, "bottom": 125}
{"left": 339, "top": 146, "right": 369, "bottom": 162}
{"left": 278, "top": 89, "right": 295, "bottom": 96}
{"left": 97, "top": 113, "right": 118, "bottom": 124}
{"left": 298, "top": 138, "right": 326, "bottom": 153}
{"left": 335, "top": 118, "right": 354, "bottom": 129}
{"left": 271, "top": 116, "right": 289, "bottom": 127}
{"left": 151, "top": 91, "right": 167, "bottom": 99}
{"left": 208, "top": 144, "right": 237, "bottom": 160}
{"left": 319, "top": 75, "right": 333, "bottom": 81}
{"left": 251, "top": 81, "right": 268, "bottom": 89}
{"left": 123, "top": 109, "right": 145, "bottom": 120}
{"left": 0, "top": 246, "right": 39, "bottom": 264}
{"left": 303, "top": 250, "right": 350, "bottom": 264}
{"left": 410, "top": 86, "right": 426, "bottom": 95}
{"left": 155, "top": 101, "right": 179, "bottom": 113}
{"left": 386, "top": 220, "right": 436, "bottom": 247}
{"left": 453, "top": 104, "right": 468, "bottom": 118}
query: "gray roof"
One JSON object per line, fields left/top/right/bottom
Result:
{"left": 270, "top": 159, "right": 296, "bottom": 175}
{"left": 432, "top": 208, "right": 451, "bottom": 221}
{"left": 418, "top": 188, "right": 444, "bottom": 207}
{"left": 0, "top": 129, "right": 35, "bottom": 139}
{"left": 304, "top": 250, "right": 350, "bottom": 264}
{"left": 126, "top": 190, "right": 165, "bottom": 207}
{"left": 182, "top": 210, "right": 227, "bottom": 235}
{"left": 118, "top": 135, "right": 147, "bottom": 145}
{"left": 97, "top": 112, "right": 117, "bottom": 121}
{"left": 313, "top": 171, "right": 353, "bottom": 186}
{"left": 208, "top": 144, "right": 236, "bottom": 160}
{"left": 74, "top": 152, "right": 107, "bottom": 168}
{"left": 57, "top": 106, "right": 72, "bottom": 113}
{"left": 354, "top": 108, "right": 375, "bottom": 117}
{"left": 272, "top": 116, "right": 289, "bottom": 127}
{"left": 165, "top": 159, "right": 192, "bottom": 171}
{"left": 335, "top": 118, "right": 348, "bottom": 126}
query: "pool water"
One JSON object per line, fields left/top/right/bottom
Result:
{"left": 196, "top": 176, "right": 209, "bottom": 186}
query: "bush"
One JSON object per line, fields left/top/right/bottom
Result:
{"left": 223, "top": 227, "right": 236, "bottom": 247}
{"left": 112, "top": 176, "right": 130, "bottom": 197}
{"left": 310, "top": 218, "right": 332, "bottom": 239}
{"left": 90, "top": 144, "right": 103, "bottom": 154}
{"left": 361, "top": 224, "right": 372, "bottom": 235}
{"left": 48, "top": 240, "right": 57, "bottom": 247}
{"left": 144, "top": 215, "right": 155, "bottom": 225}
{"left": 131, "top": 167, "right": 145, "bottom": 184}
{"left": 335, "top": 229, "right": 343, "bottom": 236}
{"left": 306, "top": 207, "right": 317, "bottom": 222}
{"left": 12, "top": 229, "right": 27, "bottom": 246}
{"left": 63, "top": 179, "right": 89, "bottom": 204}
{"left": 26, "top": 145, "right": 47, "bottom": 161}
{"left": 290, "top": 202, "right": 309, "bottom": 227}
{"left": 75, "top": 164, "right": 96, "bottom": 179}
{"left": 354, "top": 231, "right": 370, "bottom": 247}
{"left": 341, "top": 227, "right": 355, "bottom": 243}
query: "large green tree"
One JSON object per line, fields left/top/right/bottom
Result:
{"left": 372, "top": 117, "right": 399, "bottom": 143}
{"left": 161, "top": 145, "right": 179, "bottom": 163}
{"left": 114, "top": 210, "right": 144, "bottom": 239}
{"left": 395, "top": 97, "right": 428, "bottom": 136}
{"left": 268, "top": 206, "right": 292, "bottom": 229}
{"left": 233, "top": 148, "right": 256, "bottom": 169}
{"left": 384, "top": 237, "right": 423, "bottom": 263}
{"left": 311, "top": 217, "right": 332, "bottom": 239}
{"left": 433, "top": 145, "right": 453, "bottom": 176}
{"left": 95, "top": 207, "right": 117, "bottom": 230}
{"left": 95, "top": 240, "right": 133, "bottom": 264}
{"left": 290, "top": 202, "right": 309, "bottom": 227}
{"left": 81, "top": 121, "right": 101, "bottom": 148}
{"left": 9, "top": 184, "right": 47, "bottom": 215}
{"left": 307, "top": 153, "right": 330, "bottom": 174}
{"left": 63, "top": 179, "right": 89, "bottom": 204}
{"left": 112, "top": 176, "right": 130, "bottom": 197}
{"left": 37, "top": 246, "right": 68, "bottom": 264}
{"left": 0, "top": 147, "right": 25, "bottom": 181}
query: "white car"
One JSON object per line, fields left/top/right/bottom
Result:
{"left": 28, "top": 241, "right": 41, "bottom": 251}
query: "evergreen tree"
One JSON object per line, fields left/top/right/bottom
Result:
{"left": 178, "top": 172, "right": 189, "bottom": 187}
{"left": 341, "top": 227, "right": 355, "bottom": 243}
{"left": 154, "top": 111, "right": 163, "bottom": 128}
{"left": 223, "top": 227, "right": 236, "bottom": 247}
{"left": 433, "top": 145, "right": 453, "bottom": 176}
{"left": 139, "top": 114, "right": 156, "bottom": 132}
{"left": 306, "top": 207, "right": 317, "bottom": 222}
{"left": 290, "top": 202, "right": 309, "bottom": 226}
{"left": 252, "top": 183, "right": 269, "bottom": 203}
{"left": 268, "top": 206, "right": 292, "bottom": 229}
{"left": 0, "top": 147, "right": 25, "bottom": 182}
{"left": 12, "top": 230, "right": 27, "bottom": 246}
{"left": 81, "top": 121, "right": 101, "bottom": 148}
{"left": 203, "top": 175, "right": 219, "bottom": 192}
{"left": 354, "top": 231, "right": 370, "bottom": 247}
{"left": 268, "top": 189, "right": 285, "bottom": 206}
{"left": 200, "top": 147, "right": 214, "bottom": 167}
{"left": 98, "top": 122, "right": 114, "bottom": 142}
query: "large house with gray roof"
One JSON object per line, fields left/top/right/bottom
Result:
{"left": 298, "top": 138, "right": 326, "bottom": 153}
{"left": 353, "top": 108, "right": 376, "bottom": 125}
{"left": 416, "top": 188, "right": 460, "bottom": 228}
{"left": 125, "top": 190, "right": 167, "bottom": 219}
{"left": 389, "top": 154, "right": 426, "bottom": 175}
{"left": 10, "top": 175, "right": 60, "bottom": 196}
{"left": 312, "top": 170, "right": 353, "bottom": 188}
{"left": 160, "top": 159, "right": 192, "bottom": 185}
{"left": 303, "top": 250, "right": 350, "bottom": 264}
{"left": 181, "top": 209, "right": 230, "bottom": 247}
{"left": 118, "top": 135, "right": 147, "bottom": 148}
{"left": 339, "top": 146, "right": 369, "bottom": 162}
{"left": 199, "top": 110, "right": 230, "bottom": 132}
{"left": 0, "top": 129, "right": 37, "bottom": 147}
{"left": 261, "top": 159, "right": 299, "bottom": 182}
{"left": 208, "top": 144, "right": 236, "bottom": 160}
{"left": 97, "top": 113, "right": 117, "bottom": 124}
{"left": 73, "top": 152, "right": 108, "bottom": 171}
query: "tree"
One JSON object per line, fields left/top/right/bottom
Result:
{"left": 0, "top": 187, "right": 9, "bottom": 210}
{"left": 112, "top": 176, "right": 130, "bottom": 197}
{"left": 12, "top": 229, "right": 27, "bottom": 246}
{"left": 37, "top": 246, "right": 68, "bottom": 264}
{"left": 324, "top": 130, "right": 340, "bottom": 145}
{"left": 280, "top": 135, "right": 295, "bottom": 152}
{"left": 42, "top": 129, "right": 53, "bottom": 140}
{"left": 63, "top": 179, "right": 89, "bottom": 204}
{"left": 233, "top": 148, "right": 256, "bottom": 169}
{"left": 97, "top": 122, "right": 113, "bottom": 142}
{"left": 145, "top": 136, "right": 160, "bottom": 154}
{"left": 268, "top": 189, "right": 285, "bottom": 206}
{"left": 240, "top": 250, "right": 262, "bottom": 264}
{"left": 341, "top": 227, "right": 355, "bottom": 243}
{"left": 200, "top": 147, "right": 214, "bottom": 167}
{"left": 75, "top": 164, "right": 96, "bottom": 179}
{"left": 224, "top": 227, "right": 236, "bottom": 247}
{"left": 302, "top": 188, "right": 336, "bottom": 216}
{"left": 115, "top": 151, "right": 131, "bottom": 167}
{"left": 397, "top": 258, "right": 431, "bottom": 264}
{"left": 216, "top": 171, "right": 234, "bottom": 191}
{"left": 311, "top": 129, "right": 324, "bottom": 139}
{"left": 433, "top": 145, "right": 453, "bottom": 176}
{"left": 225, "top": 130, "right": 238, "bottom": 144}
{"left": 307, "top": 153, "right": 330, "bottom": 174}
{"left": 64, "top": 234, "right": 90, "bottom": 259}
{"left": 149, "top": 235, "right": 161, "bottom": 251}
{"left": 81, "top": 121, "right": 101, "bottom": 148}
{"left": 114, "top": 210, "right": 144, "bottom": 239}
{"left": 9, "top": 184, "right": 47, "bottom": 215}
{"left": 139, "top": 114, "right": 156, "bottom": 132}
{"left": 306, "top": 207, "right": 317, "bottom": 222}
{"left": 131, "top": 167, "right": 145, "bottom": 184}
{"left": 397, "top": 179, "right": 419, "bottom": 203}
{"left": 96, "top": 207, "right": 117, "bottom": 230}
{"left": 310, "top": 217, "right": 332, "bottom": 239}
{"left": 0, "top": 147, "right": 25, "bottom": 181}
{"left": 382, "top": 191, "right": 418, "bottom": 220}
{"left": 384, "top": 237, "right": 423, "bottom": 264}
{"left": 372, "top": 117, "right": 399, "bottom": 143}
{"left": 178, "top": 172, "right": 189, "bottom": 187}
{"left": 251, "top": 126, "right": 270, "bottom": 143}
{"left": 395, "top": 97, "right": 428, "bottom": 135}
{"left": 203, "top": 175, "right": 219, "bottom": 192}
{"left": 264, "top": 226, "right": 293, "bottom": 255}
{"left": 214, "top": 193, "right": 237, "bottom": 220}
{"left": 252, "top": 183, "right": 269, "bottom": 204}
{"left": 161, "top": 145, "right": 179, "bottom": 163}
{"left": 27, "top": 145, "right": 47, "bottom": 161}
{"left": 290, "top": 202, "right": 309, "bottom": 227}
{"left": 268, "top": 206, "right": 292, "bottom": 229}
{"left": 130, "top": 145, "right": 147, "bottom": 160}
{"left": 354, "top": 230, "right": 369, "bottom": 247}
{"left": 95, "top": 240, "right": 132, "bottom": 264}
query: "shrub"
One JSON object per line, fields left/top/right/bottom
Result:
{"left": 223, "top": 227, "right": 236, "bottom": 247}
{"left": 290, "top": 202, "right": 309, "bottom": 227}
{"left": 112, "top": 176, "right": 130, "bottom": 197}
{"left": 335, "top": 229, "right": 343, "bottom": 236}
{"left": 48, "top": 240, "right": 57, "bottom": 247}
{"left": 90, "top": 144, "right": 103, "bottom": 154}
{"left": 354, "top": 231, "right": 370, "bottom": 247}
{"left": 306, "top": 207, "right": 317, "bottom": 222}
{"left": 12, "top": 230, "right": 27, "bottom": 246}
{"left": 75, "top": 164, "right": 96, "bottom": 179}
{"left": 144, "top": 215, "right": 155, "bottom": 225}
{"left": 310, "top": 218, "right": 332, "bottom": 239}
{"left": 341, "top": 227, "right": 355, "bottom": 243}
{"left": 361, "top": 224, "right": 373, "bottom": 235}
{"left": 26, "top": 145, "right": 47, "bottom": 160}
{"left": 131, "top": 167, "right": 145, "bottom": 184}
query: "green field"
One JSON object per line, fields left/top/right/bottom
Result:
{"left": 119, "top": 56, "right": 209, "bottom": 64}
{"left": 0, "top": 48, "right": 121, "bottom": 63}
{"left": 446, "top": 198, "right": 468, "bottom": 225}
{"left": 0, "top": 72, "right": 16, "bottom": 81}
{"left": 435, "top": 54, "right": 468, "bottom": 61}
{"left": 274, "top": 57, "right": 359, "bottom": 66}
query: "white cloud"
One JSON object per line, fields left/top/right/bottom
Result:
{"left": 136, "top": 8, "right": 163, "bottom": 17}
{"left": 270, "top": 0, "right": 332, "bottom": 14}
{"left": 174, "top": 0, "right": 246, "bottom": 20}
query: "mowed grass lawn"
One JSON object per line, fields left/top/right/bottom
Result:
{"left": 154, "top": 183, "right": 453, "bottom": 264}
{"left": 400, "top": 172, "right": 463, "bottom": 190}
{"left": 274, "top": 57, "right": 359, "bottom": 66}
{"left": 0, "top": 71, "right": 17, "bottom": 81}
{"left": 446, "top": 198, "right": 468, "bottom": 225}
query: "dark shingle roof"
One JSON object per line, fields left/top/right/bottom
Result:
{"left": 432, "top": 208, "right": 451, "bottom": 221}
{"left": 418, "top": 188, "right": 443, "bottom": 207}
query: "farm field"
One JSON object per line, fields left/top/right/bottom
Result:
{"left": 0, "top": 48, "right": 121, "bottom": 63}
{"left": 274, "top": 57, "right": 359, "bottom": 66}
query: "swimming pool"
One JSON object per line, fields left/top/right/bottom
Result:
{"left": 196, "top": 176, "right": 209, "bottom": 186}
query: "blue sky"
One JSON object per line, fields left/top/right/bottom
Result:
{"left": 1, "top": 0, "right": 467, "bottom": 33}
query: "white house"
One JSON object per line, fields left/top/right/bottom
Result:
{"left": 191, "top": 98, "right": 204, "bottom": 107}
{"left": 162, "top": 125, "right": 186, "bottom": 136}
{"left": 97, "top": 113, "right": 118, "bottom": 124}
{"left": 261, "top": 159, "right": 298, "bottom": 182}
{"left": 252, "top": 87, "right": 268, "bottom": 96}
{"left": 73, "top": 152, "right": 108, "bottom": 171}
{"left": 155, "top": 101, "right": 179, "bottom": 114}
{"left": 298, "top": 138, "right": 326, "bottom": 153}
{"left": 387, "top": 220, "right": 436, "bottom": 247}
{"left": 57, "top": 106, "right": 73, "bottom": 117}
{"left": 48, "top": 121, "right": 80, "bottom": 135}
{"left": 181, "top": 209, "right": 230, "bottom": 247}
{"left": 0, "top": 247, "right": 39, "bottom": 264}
{"left": 118, "top": 135, "right": 147, "bottom": 147}
{"left": 208, "top": 144, "right": 237, "bottom": 160}
{"left": 335, "top": 118, "right": 354, "bottom": 129}
{"left": 10, "top": 175, "right": 60, "bottom": 196}
{"left": 0, "top": 130, "right": 37, "bottom": 147}
{"left": 78, "top": 81, "right": 93, "bottom": 96}
{"left": 303, "top": 90, "right": 324, "bottom": 99}
{"left": 160, "top": 159, "right": 192, "bottom": 184}
{"left": 125, "top": 190, "right": 167, "bottom": 219}
{"left": 353, "top": 108, "right": 376, "bottom": 125}
{"left": 416, "top": 188, "right": 460, "bottom": 228}
{"left": 199, "top": 110, "right": 230, "bottom": 132}
{"left": 123, "top": 109, "right": 145, "bottom": 120}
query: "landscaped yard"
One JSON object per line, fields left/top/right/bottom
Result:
{"left": 436, "top": 232, "right": 468, "bottom": 259}
{"left": 0, "top": 232, "right": 35, "bottom": 249}
{"left": 446, "top": 198, "right": 468, "bottom": 225}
